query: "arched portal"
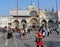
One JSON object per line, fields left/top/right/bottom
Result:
{"left": 30, "top": 18, "right": 38, "bottom": 28}
{"left": 41, "top": 20, "right": 47, "bottom": 27}
{"left": 21, "top": 19, "right": 27, "bottom": 28}
{"left": 13, "top": 20, "right": 19, "bottom": 28}
{"left": 30, "top": 18, "right": 38, "bottom": 24}
{"left": 48, "top": 20, "right": 54, "bottom": 28}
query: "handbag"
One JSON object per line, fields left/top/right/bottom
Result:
{"left": 35, "top": 37, "right": 40, "bottom": 42}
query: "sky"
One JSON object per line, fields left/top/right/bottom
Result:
{"left": 0, "top": 0, "right": 60, "bottom": 16}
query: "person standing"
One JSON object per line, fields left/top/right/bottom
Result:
{"left": 2, "top": 28, "right": 6, "bottom": 40}
{"left": 42, "top": 27, "right": 46, "bottom": 38}
{"left": 36, "top": 27, "right": 43, "bottom": 47}
{"left": 47, "top": 28, "right": 50, "bottom": 36}
{"left": 16, "top": 29, "right": 21, "bottom": 39}
{"left": 45, "top": 28, "right": 48, "bottom": 36}
{"left": 7, "top": 28, "right": 13, "bottom": 39}
{"left": 56, "top": 28, "right": 59, "bottom": 35}
{"left": 20, "top": 28, "right": 25, "bottom": 39}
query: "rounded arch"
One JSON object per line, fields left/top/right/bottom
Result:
{"left": 21, "top": 19, "right": 27, "bottom": 28}
{"left": 41, "top": 20, "right": 47, "bottom": 27}
{"left": 14, "top": 20, "right": 19, "bottom": 23}
{"left": 21, "top": 19, "right": 27, "bottom": 24}
{"left": 30, "top": 18, "right": 38, "bottom": 24}
{"left": 30, "top": 18, "right": 38, "bottom": 28}
{"left": 13, "top": 20, "right": 19, "bottom": 28}
{"left": 48, "top": 20, "right": 53, "bottom": 23}
{"left": 30, "top": 11, "right": 38, "bottom": 16}
{"left": 48, "top": 20, "right": 54, "bottom": 28}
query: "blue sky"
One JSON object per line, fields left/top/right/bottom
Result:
{"left": 0, "top": 0, "right": 60, "bottom": 16}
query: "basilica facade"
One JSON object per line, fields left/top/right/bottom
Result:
{"left": 0, "top": 4, "right": 58, "bottom": 28}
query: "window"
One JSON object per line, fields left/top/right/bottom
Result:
{"left": 30, "top": 11, "right": 37, "bottom": 16}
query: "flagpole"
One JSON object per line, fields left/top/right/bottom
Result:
{"left": 16, "top": 0, "right": 19, "bottom": 28}
{"left": 38, "top": 0, "right": 40, "bottom": 26}
{"left": 16, "top": 0, "right": 18, "bottom": 20}
{"left": 56, "top": 0, "right": 58, "bottom": 12}
{"left": 56, "top": 0, "right": 58, "bottom": 28}
{"left": 38, "top": 0, "right": 40, "bottom": 17}
{"left": 56, "top": 0, "right": 58, "bottom": 18}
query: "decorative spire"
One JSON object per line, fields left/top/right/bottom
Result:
{"left": 11, "top": 8, "right": 14, "bottom": 10}
{"left": 31, "top": 0, "right": 34, "bottom": 6}
{"left": 31, "top": 0, "right": 33, "bottom": 5}
{"left": 51, "top": 6, "right": 54, "bottom": 12}
{"left": 32, "top": 2, "right": 34, "bottom": 5}
{"left": 52, "top": 7, "right": 54, "bottom": 12}
{"left": 48, "top": 8, "right": 50, "bottom": 12}
{"left": 45, "top": 8, "right": 47, "bottom": 11}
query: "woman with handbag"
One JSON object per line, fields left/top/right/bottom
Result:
{"left": 36, "top": 27, "right": 43, "bottom": 47}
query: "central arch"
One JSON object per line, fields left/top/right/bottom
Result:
{"left": 48, "top": 20, "right": 54, "bottom": 28}
{"left": 30, "top": 18, "right": 38, "bottom": 28}
{"left": 21, "top": 19, "right": 27, "bottom": 28}
{"left": 41, "top": 20, "right": 47, "bottom": 27}
{"left": 13, "top": 20, "right": 19, "bottom": 28}
{"left": 30, "top": 18, "right": 38, "bottom": 24}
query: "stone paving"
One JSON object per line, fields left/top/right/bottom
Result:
{"left": 0, "top": 31, "right": 60, "bottom": 47}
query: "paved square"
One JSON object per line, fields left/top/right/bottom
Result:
{"left": 0, "top": 31, "right": 60, "bottom": 47}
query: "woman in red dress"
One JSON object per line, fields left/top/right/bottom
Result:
{"left": 36, "top": 28, "right": 43, "bottom": 47}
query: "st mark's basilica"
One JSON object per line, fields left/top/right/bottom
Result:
{"left": 0, "top": 3, "right": 59, "bottom": 29}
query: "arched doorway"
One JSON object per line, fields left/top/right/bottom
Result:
{"left": 30, "top": 18, "right": 38, "bottom": 28}
{"left": 21, "top": 19, "right": 27, "bottom": 28}
{"left": 13, "top": 20, "right": 19, "bottom": 28}
{"left": 48, "top": 20, "right": 54, "bottom": 28}
{"left": 41, "top": 20, "right": 47, "bottom": 27}
{"left": 8, "top": 23, "right": 11, "bottom": 28}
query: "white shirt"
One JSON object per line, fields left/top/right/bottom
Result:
{"left": 21, "top": 30, "right": 24, "bottom": 34}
